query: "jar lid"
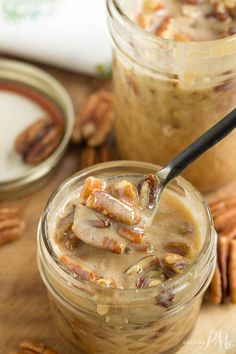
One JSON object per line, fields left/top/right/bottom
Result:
{"left": 0, "top": 59, "right": 74, "bottom": 198}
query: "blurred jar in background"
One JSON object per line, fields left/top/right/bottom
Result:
{"left": 107, "top": 0, "right": 236, "bottom": 191}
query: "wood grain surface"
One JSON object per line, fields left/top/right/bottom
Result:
{"left": 0, "top": 61, "right": 236, "bottom": 354}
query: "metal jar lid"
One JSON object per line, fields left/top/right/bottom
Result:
{"left": 0, "top": 59, "right": 74, "bottom": 198}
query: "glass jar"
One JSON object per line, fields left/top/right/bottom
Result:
{"left": 37, "top": 161, "right": 216, "bottom": 354}
{"left": 107, "top": 0, "right": 236, "bottom": 191}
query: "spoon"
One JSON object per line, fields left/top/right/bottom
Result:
{"left": 149, "top": 107, "right": 236, "bottom": 215}
{"left": 74, "top": 108, "right": 236, "bottom": 253}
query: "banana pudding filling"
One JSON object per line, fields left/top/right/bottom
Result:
{"left": 53, "top": 175, "right": 200, "bottom": 291}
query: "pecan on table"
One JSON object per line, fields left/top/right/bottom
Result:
{"left": 205, "top": 196, "right": 236, "bottom": 304}
{"left": 0, "top": 206, "right": 25, "bottom": 247}
{"left": 79, "top": 142, "right": 115, "bottom": 170}
{"left": 72, "top": 90, "right": 114, "bottom": 147}
{"left": 15, "top": 117, "right": 63, "bottom": 165}
{"left": 11, "top": 340, "right": 59, "bottom": 354}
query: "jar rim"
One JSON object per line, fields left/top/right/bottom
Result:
{"left": 39, "top": 160, "right": 216, "bottom": 310}
{"left": 107, "top": 0, "right": 236, "bottom": 58}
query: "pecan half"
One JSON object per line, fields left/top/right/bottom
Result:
{"left": 15, "top": 117, "right": 63, "bottom": 165}
{"left": 156, "top": 289, "right": 174, "bottom": 308}
{"left": 72, "top": 90, "right": 114, "bottom": 147}
{"left": 12, "top": 340, "right": 58, "bottom": 354}
{"left": 229, "top": 239, "right": 236, "bottom": 303}
{"left": 207, "top": 196, "right": 236, "bottom": 304}
{"left": 0, "top": 207, "right": 25, "bottom": 247}
{"left": 205, "top": 263, "right": 222, "bottom": 305}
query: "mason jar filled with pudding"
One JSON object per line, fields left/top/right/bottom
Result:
{"left": 38, "top": 161, "right": 216, "bottom": 354}
{"left": 107, "top": 0, "right": 236, "bottom": 191}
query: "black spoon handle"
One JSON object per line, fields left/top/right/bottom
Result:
{"left": 159, "top": 108, "right": 236, "bottom": 186}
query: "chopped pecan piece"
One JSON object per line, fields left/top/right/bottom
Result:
{"left": 155, "top": 17, "right": 174, "bottom": 39}
{"left": 163, "top": 241, "right": 193, "bottom": 257}
{"left": 61, "top": 256, "right": 99, "bottom": 281}
{"left": 12, "top": 340, "right": 58, "bottom": 354}
{"left": 96, "top": 278, "right": 117, "bottom": 288}
{"left": 102, "top": 237, "right": 124, "bottom": 254}
{"left": 156, "top": 289, "right": 174, "bottom": 308}
{"left": 55, "top": 206, "right": 75, "bottom": 242}
{"left": 162, "top": 253, "right": 189, "bottom": 274}
{"left": 143, "top": 1, "right": 164, "bottom": 11}
{"left": 174, "top": 33, "right": 191, "bottom": 41}
{"left": 89, "top": 219, "right": 111, "bottom": 228}
{"left": 118, "top": 226, "right": 145, "bottom": 244}
{"left": 135, "top": 242, "right": 154, "bottom": 253}
{"left": 148, "top": 278, "right": 162, "bottom": 287}
{"left": 136, "top": 276, "right": 148, "bottom": 288}
{"left": 125, "top": 255, "right": 159, "bottom": 275}
{"left": 144, "top": 174, "right": 159, "bottom": 208}
{"left": 15, "top": 117, "right": 63, "bottom": 165}
{"left": 113, "top": 180, "right": 138, "bottom": 206}
{"left": 86, "top": 190, "right": 141, "bottom": 226}
{"left": 80, "top": 176, "right": 105, "bottom": 203}
{"left": 72, "top": 90, "right": 114, "bottom": 147}
{"left": 0, "top": 207, "right": 25, "bottom": 247}
{"left": 210, "top": 0, "right": 236, "bottom": 21}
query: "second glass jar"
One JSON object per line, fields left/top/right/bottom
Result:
{"left": 107, "top": 0, "right": 236, "bottom": 191}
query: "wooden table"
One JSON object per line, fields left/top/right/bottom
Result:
{"left": 0, "top": 62, "right": 236, "bottom": 354}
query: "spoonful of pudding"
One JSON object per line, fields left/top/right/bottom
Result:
{"left": 73, "top": 108, "right": 236, "bottom": 254}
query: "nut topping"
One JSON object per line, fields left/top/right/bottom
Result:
{"left": 61, "top": 256, "right": 99, "bottom": 281}
{"left": 144, "top": 174, "right": 159, "bottom": 208}
{"left": 156, "top": 289, "right": 174, "bottom": 308}
{"left": 86, "top": 190, "right": 141, "bottom": 226}
{"left": 136, "top": 276, "right": 148, "bottom": 288}
{"left": 162, "top": 253, "right": 189, "bottom": 274}
{"left": 80, "top": 177, "right": 105, "bottom": 204}
{"left": 89, "top": 219, "right": 111, "bottom": 229}
{"left": 72, "top": 90, "right": 114, "bottom": 147}
{"left": 15, "top": 117, "right": 63, "bottom": 165}
{"left": 12, "top": 340, "right": 59, "bottom": 354}
{"left": 125, "top": 255, "right": 159, "bottom": 275}
{"left": 0, "top": 207, "right": 25, "bottom": 247}
{"left": 206, "top": 196, "right": 236, "bottom": 304}
{"left": 118, "top": 226, "right": 145, "bottom": 244}
{"left": 163, "top": 241, "right": 193, "bottom": 257}
{"left": 113, "top": 180, "right": 138, "bottom": 206}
